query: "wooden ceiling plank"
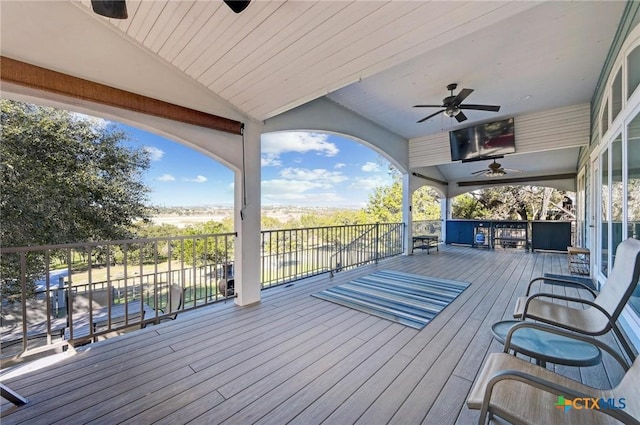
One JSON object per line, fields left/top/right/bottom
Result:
{"left": 131, "top": 0, "right": 167, "bottom": 43}
{"left": 172, "top": 2, "right": 260, "bottom": 74}
{"left": 212, "top": 1, "right": 346, "bottom": 96}
{"left": 186, "top": 1, "right": 285, "bottom": 81}
{"left": 145, "top": 1, "right": 194, "bottom": 53}
{"left": 125, "top": 0, "right": 153, "bottom": 36}
{"left": 218, "top": 1, "right": 353, "bottom": 100}
{"left": 157, "top": 1, "right": 220, "bottom": 63}
{"left": 0, "top": 57, "right": 242, "bottom": 135}
{"left": 225, "top": 1, "right": 383, "bottom": 109}
{"left": 201, "top": 1, "right": 316, "bottom": 89}
{"left": 193, "top": 1, "right": 296, "bottom": 85}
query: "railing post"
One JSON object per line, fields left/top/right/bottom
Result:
{"left": 20, "top": 252, "right": 28, "bottom": 353}
{"left": 375, "top": 223, "right": 380, "bottom": 264}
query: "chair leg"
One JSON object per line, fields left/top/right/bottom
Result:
{"left": 1, "top": 384, "right": 27, "bottom": 406}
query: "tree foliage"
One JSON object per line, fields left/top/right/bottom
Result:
{"left": 366, "top": 174, "right": 440, "bottom": 223}
{"left": 1, "top": 100, "right": 153, "bottom": 297}
{"left": 452, "top": 186, "right": 574, "bottom": 220}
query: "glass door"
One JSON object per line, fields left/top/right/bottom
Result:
{"left": 600, "top": 147, "right": 610, "bottom": 278}
{"left": 590, "top": 156, "right": 599, "bottom": 278}
{"left": 576, "top": 168, "right": 586, "bottom": 247}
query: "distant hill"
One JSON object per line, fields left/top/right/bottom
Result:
{"left": 151, "top": 205, "right": 359, "bottom": 228}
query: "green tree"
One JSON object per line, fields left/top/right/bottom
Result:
{"left": 452, "top": 192, "right": 491, "bottom": 219}
{"left": 1, "top": 100, "right": 152, "bottom": 297}
{"left": 452, "top": 186, "right": 574, "bottom": 220}
{"left": 366, "top": 178, "right": 440, "bottom": 222}
{"left": 178, "top": 221, "right": 234, "bottom": 266}
{"left": 366, "top": 181, "right": 403, "bottom": 222}
{"left": 412, "top": 186, "right": 441, "bottom": 220}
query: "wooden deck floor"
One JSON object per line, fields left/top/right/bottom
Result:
{"left": 0, "top": 245, "right": 628, "bottom": 424}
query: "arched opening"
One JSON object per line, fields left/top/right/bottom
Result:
{"left": 1, "top": 98, "right": 243, "bottom": 355}
{"left": 258, "top": 130, "right": 410, "bottom": 285}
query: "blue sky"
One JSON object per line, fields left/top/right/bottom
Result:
{"left": 119, "top": 124, "right": 394, "bottom": 208}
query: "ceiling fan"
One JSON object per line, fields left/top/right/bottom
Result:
{"left": 414, "top": 83, "right": 501, "bottom": 123}
{"left": 90, "top": 0, "right": 251, "bottom": 19}
{"left": 471, "top": 159, "right": 522, "bottom": 178}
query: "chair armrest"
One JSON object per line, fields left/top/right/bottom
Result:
{"left": 526, "top": 276, "right": 597, "bottom": 298}
{"left": 479, "top": 370, "right": 637, "bottom": 425}
{"left": 521, "top": 292, "right": 611, "bottom": 321}
{"left": 503, "top": 322, "right": 629, "bottom": 371}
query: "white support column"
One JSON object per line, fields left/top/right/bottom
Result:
{"left": 403, "top": 173, "right": 412, "bottom": 255}
{"left": 440, "top": 198, "right": 449, "bottom": 243}
{"left": 234, "top": 122, "right": 262, "bottom": 306}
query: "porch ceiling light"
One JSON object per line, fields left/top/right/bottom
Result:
{"left": 224, "top": 0, "right": 251, "bottom": 14}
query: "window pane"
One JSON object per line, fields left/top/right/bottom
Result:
{"left": 612, "top": 69, "right": 622, "bottom": 121}
{"left": 601, "top": 148, "right": 609, "bottom": 277}
{"left": 628, "top": 112, "right": 640, "bottom": 316}
{"left": 611, "top": 135, "right": 622, "bottom": 261}
{"left": 577, "top": 171, "right": 585, "bottom": 246}
{"left": 602, "top": 103, "right": 609, "bottom": 135}
{"left": 628, "top": 44, "right": 640, "bottom": 99}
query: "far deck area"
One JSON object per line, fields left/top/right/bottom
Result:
{"left": 0, "top": 245, "right": 628, "bottom": 424}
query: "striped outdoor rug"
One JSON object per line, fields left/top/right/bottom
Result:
{"left": 312, "top": 270, "right": 469, "bottom": 329}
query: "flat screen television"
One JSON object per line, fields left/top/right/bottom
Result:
{"left": 449, "top": 118, "right": 515, "bottom": 162}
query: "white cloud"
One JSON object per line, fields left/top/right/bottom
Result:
{"left": 156, "top": 174, "right": 176, "bottom": 182}
{"left": 144, "top": 146, "right": 164, "bottom": 161}
{"left": 186, "top": 175, "right": 208, "bottom": 183}
{"left": 261, "top": 154, "right": 282, "bottom": 167}
{"left": 334, "top": 163, "right": 346, "bottom": 169}
{"left": 361, "top": 162, "right": 380, "bottom": 172}
{"left": 349, "top": 175, "right": 389, "bottom": 191}
{"left": 280, "top": 168, "right": 348, "bottom": 183}
{"left": 262, "top": 132, "right": 338, "bottom": 158}
{"left": 262, "top": 179, "right": 330, "bottom": 194}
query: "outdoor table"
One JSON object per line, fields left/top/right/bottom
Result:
{"left": 412, "top": 235, "right": 438, "bottom": 254}
{"left": 491, "top": 320, "right": 602, "bottom": 368}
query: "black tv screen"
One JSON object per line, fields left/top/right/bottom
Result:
{"left": 449, "top": 118, "right": 515, "bottom": 161}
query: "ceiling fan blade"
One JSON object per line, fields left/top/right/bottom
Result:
{"left": 459, "top": 104, "right": 501, "bottom": 112}
{"left": 471, "top": 169, "right": 489, "bottom": 175}
{"left": 503, "top": 168, "right": 523, "bottom": 173}
{"left": 455, "top": 111, "right": 468, "bottom": 123}
{"left": 417, "top": 110, "right": 444, "bottom": 123}
{"left": 452, "top": 88, "right": 473, "bottom": 105}
{"left": 413, "top": 104, "right": 444, "bottom": 108}
{"left": 91, "top": 0, "right": 128, "bottom": 19}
